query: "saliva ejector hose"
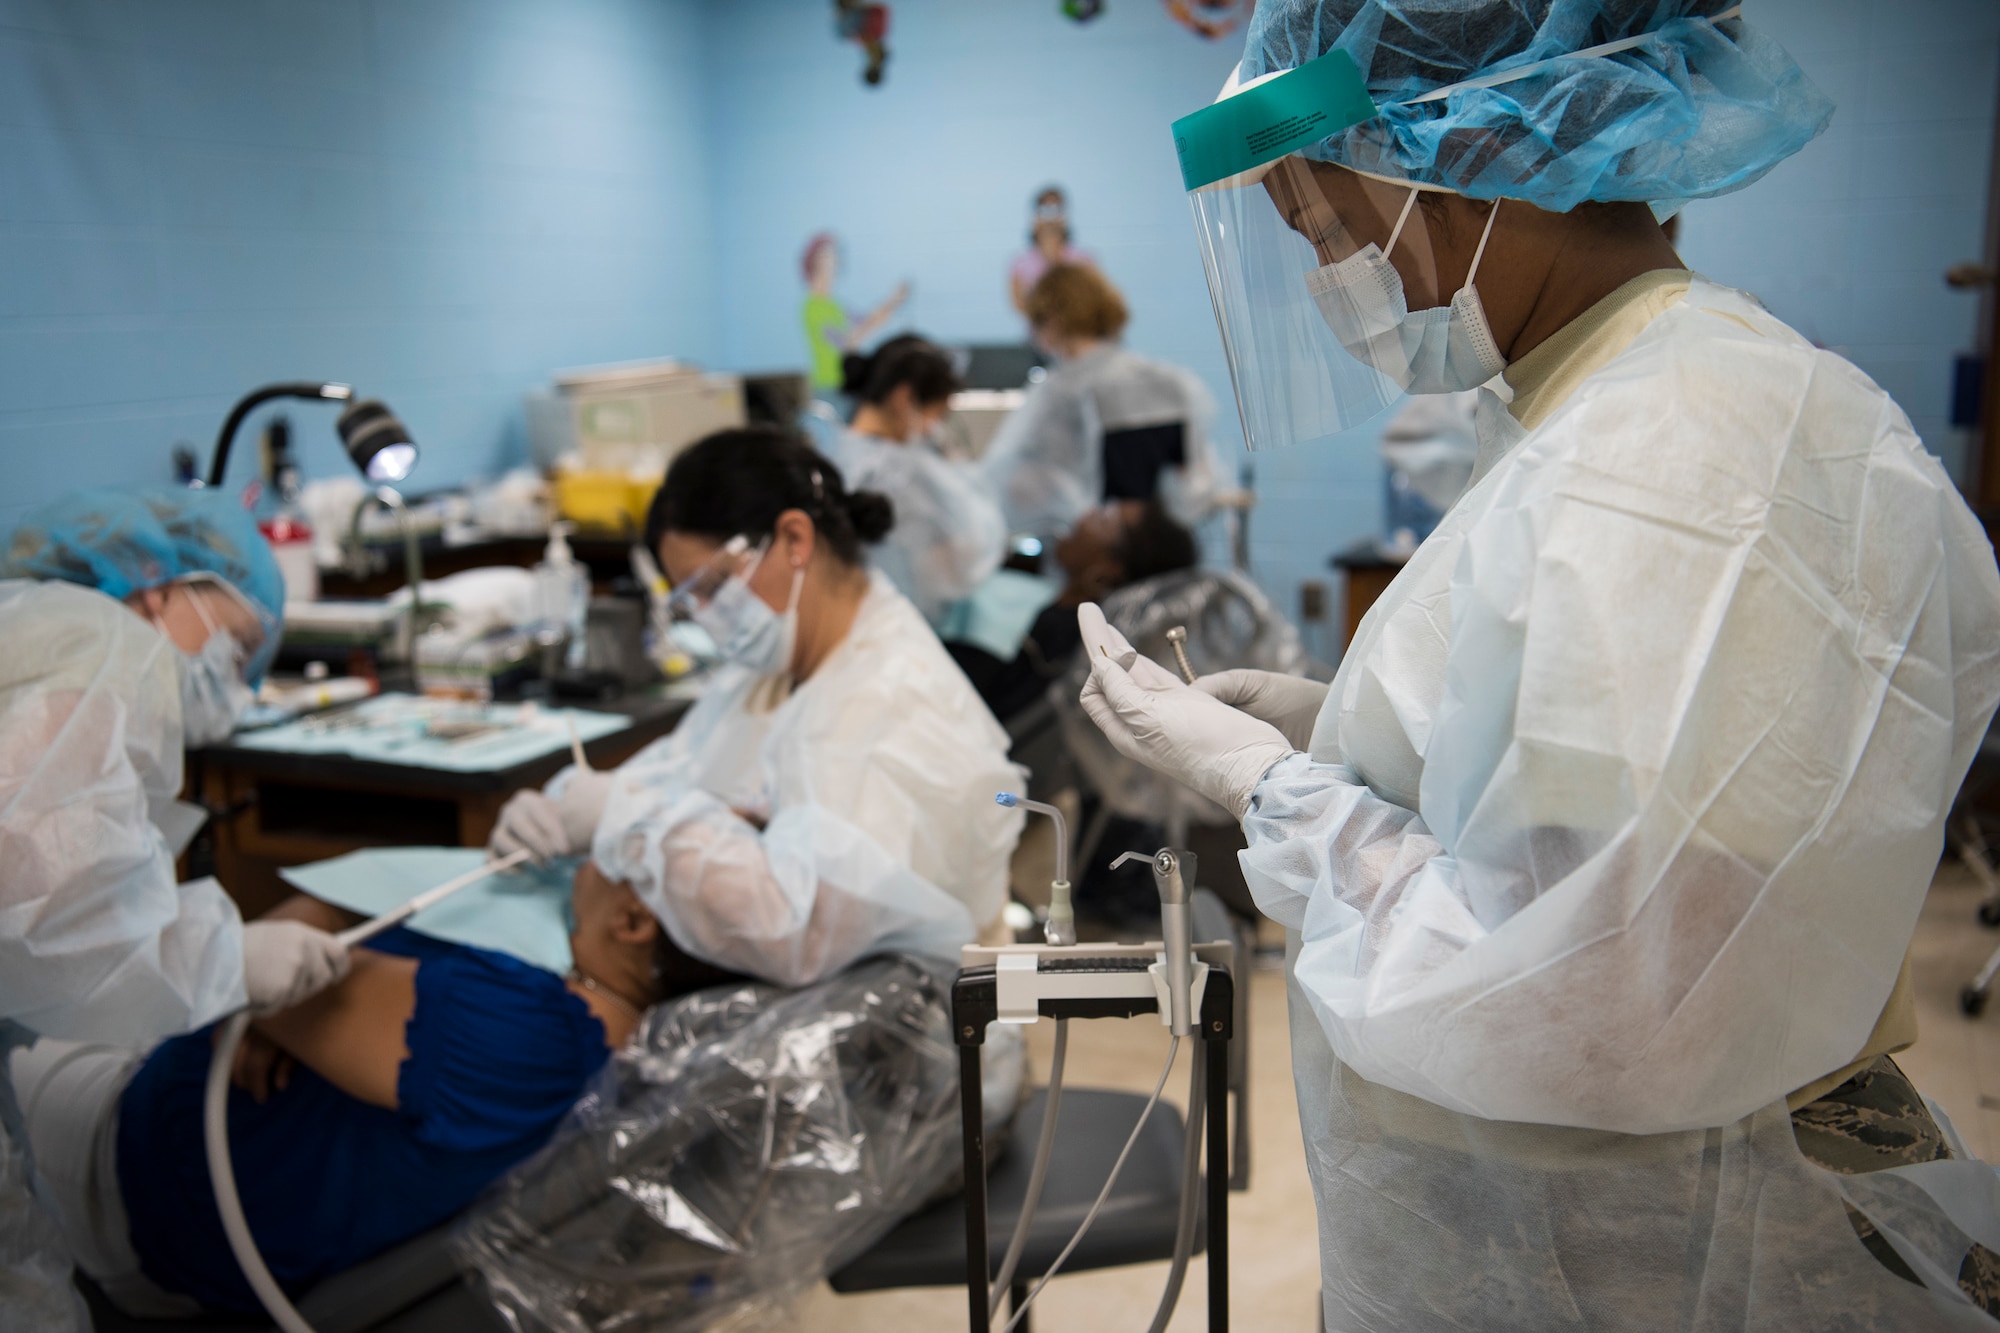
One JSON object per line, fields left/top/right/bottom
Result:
{"left": 995, "top": 792, "right": 1072, "bottom": 946}
{"left": 988, "top": 791, "right": 1075, "bottom": 1309}
{"left": 203, "top": 849, "right": 532, "bottom": 1333}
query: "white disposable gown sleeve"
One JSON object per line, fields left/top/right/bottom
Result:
{"left": 0, "top": 581, "right": 247, "bottom": 1042}
{"left": 595, "top": 783, "right": 977, "bottom": 988}
{"left": 1244, "top": 307, "right": 2000, "bottom": 1136}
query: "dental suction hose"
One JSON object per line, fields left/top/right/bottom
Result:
{"left": 989, "top": 1017, "right": 1067, "bottom": 1310}
{"left": 204, "top": 850, "right": 531, "bottom": 1333}
{"left": 1000, "top": 1035, "right": 1182, "bottom": 1333}
{"left": 989, "top": 791, "right": 1076, "bottom": 1310}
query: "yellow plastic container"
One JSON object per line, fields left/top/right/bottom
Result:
{"left": 553, "top": 470, "right": 660, "bottom": 536}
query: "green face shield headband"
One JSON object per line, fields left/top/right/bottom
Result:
{"left": 1173, "top": 49, "right": 1378, "bottom": 194}
{"left": 1173, "top": 51, "right": 1432, "bottom": 449}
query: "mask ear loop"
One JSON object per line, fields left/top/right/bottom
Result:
{"left": 1382, "top": 185, "right": 1420, "bottom": 260}
{"left": 180, "top": 578, "right": 250, "bottom": 674}
{"left": 1462, "top": 198, "right": 1502, "bottom": 294}
{"left": 185, "top": 581, "right": 222, "bottom": 637}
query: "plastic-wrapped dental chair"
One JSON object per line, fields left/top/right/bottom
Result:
{"left": 455, "top": 952, "right": 988, "bottom": 1333}
{"left": 1054, "top": 569, "right": 1308, "bottom": 912}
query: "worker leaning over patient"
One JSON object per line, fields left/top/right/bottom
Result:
{"left": 493, "top": 426, "right": 1025, "bottom": 986}
{"left": 0, "top": 487, "right": 349, "bottom": 1330}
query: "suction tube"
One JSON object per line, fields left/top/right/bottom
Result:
{"left": 998, "top": 1036, "right": 1181, "bottom": 1333}
{"left": 996, "top": 792, "right": 1072, "bottom": 946}
{"left": 989, "top": 1017, "right": 1067, "bottom": 1310}
{"left": 204, "top": 850, "right": 531, "bottom": 1333}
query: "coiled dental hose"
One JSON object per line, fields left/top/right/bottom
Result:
{"left": 203, "top": 850, "right": 531, "bottom": 1333}
{"left": 997, "top": 1035, "right": 1184, "bottom": 1333}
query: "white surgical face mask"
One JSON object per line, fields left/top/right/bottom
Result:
{"left": 688, "top": 546, "right": 805, "bottom": 678}
{"left": 178, "top": 627, "right": 255, "bottom": 746}
{"left": 156, "top": 581, "right": 256, "bottom": 747}
{"left": 1305, "top": 189, "right": 1507, "bottom": 395}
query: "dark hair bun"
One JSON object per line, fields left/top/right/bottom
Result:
{"left": 839, "top": 351, "right": 873, "bottom": 397}
{"left": 845, "top": 489, "right": 895, "bottom": 545}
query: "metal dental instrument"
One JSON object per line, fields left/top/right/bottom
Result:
{"left": 1109, "top": 848, "right": 1197, "bottom": 1037}
{"left": 1164, "top": 626, "right": 1196, "bottom": 684}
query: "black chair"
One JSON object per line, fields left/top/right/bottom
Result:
{"left": 77, "top": 1229, "right": 501, "bottom": 1333}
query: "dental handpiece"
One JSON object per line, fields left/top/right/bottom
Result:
{"left": 1109, "top": 847, "right": 1197, "bottom": 1036}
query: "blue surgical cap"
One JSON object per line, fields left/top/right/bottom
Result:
{"left": 1239, "top": 0, "right": 1833, "bottom": 212}
{"left": 4, "top": 487, "right": 286, "bottom": 684}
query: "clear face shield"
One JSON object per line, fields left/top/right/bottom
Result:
{"left": 1175, "top": 51, "right": 1504, "bottom": 450}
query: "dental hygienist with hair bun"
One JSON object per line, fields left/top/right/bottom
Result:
{"left": 1078, "top": 1, "right": 2000, "bottom": 1328}
{"left": 493, "top": 426, "right": 1024, "bottom": 988}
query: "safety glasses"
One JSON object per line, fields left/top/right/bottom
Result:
{"left": 664, "top": 536, "right": 761, "bottom": 622}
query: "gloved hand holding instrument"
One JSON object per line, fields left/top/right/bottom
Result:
{"left": 240, "top": 920, "right": 351, "bottom": 1015}
{"left": 1076, "top": 603, "right": 1296, "bottom": 819}
{"left": 1193, "top": 668, "right": 1328, "bottom": 752}
{"left": 489, "top": 719, "right": 614, "bottom": 865}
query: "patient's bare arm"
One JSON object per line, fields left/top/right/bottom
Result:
{"left": 251, "top": 948, "right": 417, "bottom": 1111}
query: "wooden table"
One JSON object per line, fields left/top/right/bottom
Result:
{"left": 1330, "top": 545, "right": 1410, "bottom": 652}
{"left": 188, "top": 691, "right": 690, "bottom": 918}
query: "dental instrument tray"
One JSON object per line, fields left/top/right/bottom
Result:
{"left": 228, "top": 692, "right": 628, "bottom": 772}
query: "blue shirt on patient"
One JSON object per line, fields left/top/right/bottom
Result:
{"left": 116, "top": 927, "right": 608, "bottom": 1314}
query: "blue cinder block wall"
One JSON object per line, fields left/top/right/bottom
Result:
{"left": 1675, "top": 0, "right": 2000, "bottom": 488}
{"left": 0, "top": 0, "right": 720, "bottom": 528}
{"left": 2, "top": 0, "right": 1994, "bottom": 651}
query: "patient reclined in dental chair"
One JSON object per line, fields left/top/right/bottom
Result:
{"left": 13, "top": 862, "right": 985, "bottom": 1330}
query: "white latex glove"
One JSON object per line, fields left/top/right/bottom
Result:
{"left": 1194, "top": 669, "right": 1329, "bottom": 751}
{"left": 490, "top": 789, "right": 570, "bottom": 865}
{"left": 491, "top": 769, "right": 615, "bottom": 866}
{"left": 1075, "top": 603, "right": 1295, "bottom": 819}
{"left": 554, "top": 767, "right": 614, "bottom": 851}
{"left": 241, "top": 919, "right": 351, "bottom": 1015}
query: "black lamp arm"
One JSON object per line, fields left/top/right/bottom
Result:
{"left": 207, "top": 382, "right": 352, "bottom": 488}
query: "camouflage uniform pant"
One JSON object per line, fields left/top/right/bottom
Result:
{"left": 1791, "top": 1055, "right": 2000, "bottom": 1315}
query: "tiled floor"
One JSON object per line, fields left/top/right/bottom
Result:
{"left": 781, "top": 860, "right": 2000, "bottom": 1331}
{"left": 1888, "top": 857, "right": 2000, "bottom": 1159}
